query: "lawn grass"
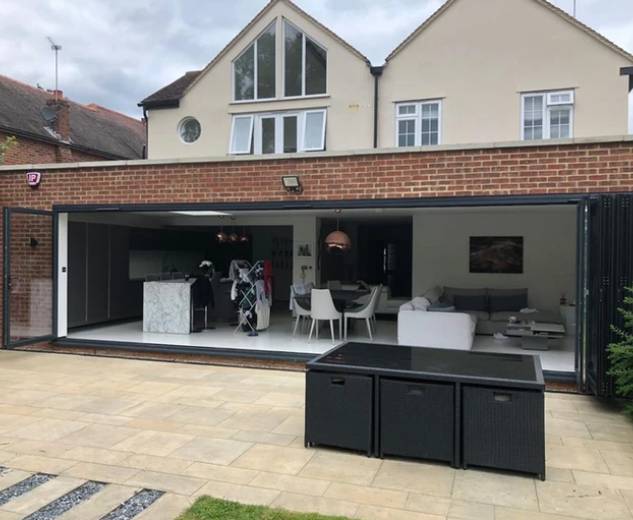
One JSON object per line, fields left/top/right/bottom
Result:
{"left": 177, "top": 496, "right": 352, "bottom": 520}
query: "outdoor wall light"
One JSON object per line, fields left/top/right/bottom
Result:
{"left": 282, "top": 175, "right": 303, "bottom": 194}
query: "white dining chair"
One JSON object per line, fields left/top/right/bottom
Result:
{"left": 309, "top": 289, "right": 343, "bottom": 341}
{"left": 290, "top": 284, "right": 312, "bottom": 335}
{"left": 344, "top": 285, "right": 382, "bottom": 340}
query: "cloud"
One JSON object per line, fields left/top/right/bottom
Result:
{"left": 0, "top": 0, "right": 631, "bottom": 131}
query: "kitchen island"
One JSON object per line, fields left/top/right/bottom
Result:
{"left": 143, "top": 279, "right": 195, "bottom": 334}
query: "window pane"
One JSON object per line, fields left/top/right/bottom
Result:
{"left": 304, "top": 111, "right": 325, "bottom": 150}
{"left": 257, "top": 24, "right": 276, "bottom": 99}
{"left": 420, "top": 102, "right": 440, "bottom": 146}
{"left": 261, "top": 118, "right": 276, "bottom": 154}
{"left": 283, "top": 116, "right": 298, "bottom": 153}
{"left": 523, "top": 95, "right": 544, "bottom": 140}
{"left": 231, "top": 116, "right": 253, "bottom": 153}
{"left": 397, "top": 119, "right": 415, "bottom": 147}
{"left": 284, "top": 22, "right": 302, "bottom": 96}
{"left": 550, "top": 107, "right": 571, "bottom": 139}
{"left": 234, "top": 45, "right": 254, "bottom": 100}
{"left": 305, "top": 37, "right": 326, "bottom": 95}
{"left": 398, "top": 105, "right": 416, "bottom": 115}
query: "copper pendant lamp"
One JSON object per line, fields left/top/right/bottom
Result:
{"left": 325, "top": 211, "right": 351, "bottom": 252}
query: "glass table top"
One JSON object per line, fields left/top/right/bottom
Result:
{"left": 312, "top": 342, "right": 540, "bottom": 383}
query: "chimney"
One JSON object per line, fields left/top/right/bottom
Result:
{"left": 46, "top": 91, "right": 70, "bottom": 141}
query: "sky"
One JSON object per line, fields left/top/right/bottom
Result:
{"left": 0, "top": 0, "right": 632, "bottom": 128}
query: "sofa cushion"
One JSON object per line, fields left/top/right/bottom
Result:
{"left": 442, "top": 287, "right": 487, "bottom": 305}
{"left": 454, "top": 294, "right": 488, "bottom": 312}
{"left": 465, "top": 310, "right": 489, "bottom": 322}
{"left": 488, "top": 288, "right": 528, "bottom": 312}
{"left": 423, "top": 286, "right": 442, "bottom": 304}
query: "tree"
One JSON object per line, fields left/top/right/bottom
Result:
{"left": 608, "top": 286, "right": 633, "bottom": 418}
{"left": 0, "top": 135, "right": 16, "bottom": 164}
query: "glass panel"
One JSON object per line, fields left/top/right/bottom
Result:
{"left": 550, "top": 107, "right": 571, "bottom": 139}
{"left": 305, "top": 37, "right": 327, "bottom": 95}
{"left": 7, "top": 211, "right": 53, "bottom": 345}
{"left": 523, "top": 95, "right": 544, "bottom": 140}
{"left": 398, "top": 104, "right": 416, "bottom": 115}
{"left": 304, "top": 111, "right": 325, "bottom": 150}
{"left": 284, "top": 22, "right": 303, "bottom": 96}
{"left": 398, "top": 119, "right": 415, "bottom": 147}
{"left": 261, "top": 117, "right": 276, "bottom": 154}
{"left": 421, "top": 103, "right": 439, "bottom": 145}
{"left": 283, "top": 116, "right": 298, "bottom": 153}
{"left": 257, "top": 24, "right": 276, "bottom": 99}
{"left": 231, "top": 116, "right": 253, "bottom": 153}
{"left": 234, "top": 44, "right": 255, "bottom": 100}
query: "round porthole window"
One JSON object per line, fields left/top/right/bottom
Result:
{"left": 178, "top": 117, "right": 201, "bottom": 143}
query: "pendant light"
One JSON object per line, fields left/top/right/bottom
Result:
{"left": 239, "top": 227, "right": 249, "bottom": 243}
{"left": 216, "top": 218, "right": 227, "bottom": 243}
{"left": 229, "top": 230, "right": 239, "bottom": 243}
{"left": 324, "top": 210, "right": 351, "bottom": 252}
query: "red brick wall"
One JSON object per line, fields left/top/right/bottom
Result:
{"left": 0, "top": 131, "right": 107, "bottom": 166}
{"left": 0, "top": 139, "right": 632, "bottom": 346}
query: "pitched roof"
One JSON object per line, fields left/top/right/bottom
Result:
{"left": 140, "top": 0, "right": 370, "bottom": 108}
{"left": 0, "top": 74, "right": 146, "bottom": 160}
{"left": 385, "top": 0, "right": 633, "bottom": 63}
{"left": 139, "top": 70, "right": 201, "bottom": 108}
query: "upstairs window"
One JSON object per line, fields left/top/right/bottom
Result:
{"left": 395, "top": 100, "right": 442, "bottom": 147}
{"left": 284, "top": 20, "right": 327, "bottom": 97}
{"left": 522, "top": 90, "right": 574, "bottom": 140}
{"left": 229, "top": 109, "right": 326, "bottom": 155}
{"left": 234, "top": 22, "right": 276, "bottom": 101}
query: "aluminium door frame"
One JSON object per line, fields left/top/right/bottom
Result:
{"left": 2, "top": 207, "right": 58, "bottom": 349}
{"left": 52, "top": 192, "right": 596, "bottom": 385}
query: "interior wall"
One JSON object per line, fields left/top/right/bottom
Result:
{"left": 412, "top": 206, "right": 577, "bottom": 314}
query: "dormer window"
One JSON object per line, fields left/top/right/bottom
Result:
{"left": 284, "top": 20, "right": 327, "bottom": 97}
{"left": 234, "top": 22, "right": 276, "bottom": 101}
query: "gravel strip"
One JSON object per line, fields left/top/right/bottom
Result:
{"left": 24, "top": 481, "right": 106, "bottom": 520}
{"left": 99, "top": 489, "right": 164, "bottom": 520}
{"left": 0, "top": 473, "right": 55, "bottom": 506}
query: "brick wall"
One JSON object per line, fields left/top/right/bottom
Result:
{"left": 0, "top": 131, "right": 107, "bottom": 166}
{"left": 0, "top": 139, "right": 632, "bottom": 346}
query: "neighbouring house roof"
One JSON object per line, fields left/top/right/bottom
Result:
{"left": 385, "top": 0, "right": 633, "bottom": 63}
{"left": 0, "top": 74, "right": 146, "bottom": 160}
{"left": 139, "top": 70, "right": 202, "bottom": 109}
{"left": 140, "top": 0, "right": 370, "bottom": 109}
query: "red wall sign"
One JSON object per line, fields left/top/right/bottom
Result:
{"left": 26, "top": 171, "right": 41, "bottom": 188}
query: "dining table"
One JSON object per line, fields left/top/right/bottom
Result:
{"left": 295, "top": 288, "right": 370, "bottom": 313}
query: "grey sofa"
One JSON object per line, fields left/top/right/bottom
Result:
{"left": 433, "top": 287, "right": 560, "bottom": 335}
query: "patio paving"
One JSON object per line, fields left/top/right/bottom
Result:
{"left": 0, "top": 350, "right": 630, "bottom": 519}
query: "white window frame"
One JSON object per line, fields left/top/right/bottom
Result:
{"left": 521, "top": 90, "right": 574, "bottom": 141}
{"left": 282, "top": 18, "right": 328, "bottom": 99}
{"left": 230, "top": 109, "right": 326, "bottom": 155}
{"left": 231, "top": 21, "right": 276, "bottom": 102}
{"left": 229, "top": 115, "right": 254, "bottom": 154}
{"left": 302, "top": 109, "right": 327, "bottom": 151}
{"left": 394, "top": 100, "right": 442, "bottom": 147}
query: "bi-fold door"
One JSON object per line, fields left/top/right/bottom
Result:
{"left": 2, "top": 208, "right": 56, "bottom": 348}
{"left": 579, "top": 194, "right": 633, "bottom": 396}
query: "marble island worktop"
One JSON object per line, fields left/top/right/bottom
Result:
{"left": 143, "top": 279, "right": 195, "bottom": 334}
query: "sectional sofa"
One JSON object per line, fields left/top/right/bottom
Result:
{"left": 397, "top": 286, "right": 559, "bottom": 350}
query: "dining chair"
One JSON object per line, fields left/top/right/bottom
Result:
{"left": 309, "top": 289, "right": 343, "bottom": 341}
{"left": 344, "top": 285, "right": 382, "bottom": 340}
{"left": 290, "top": 284, "right": 312, "bottom": 335}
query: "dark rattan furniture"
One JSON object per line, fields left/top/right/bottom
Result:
{"left": 305, "top": 342, "right": 545, "bottom": 479}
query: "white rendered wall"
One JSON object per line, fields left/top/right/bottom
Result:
{"left": 411, "top": 206, "right": 577, "bottom": 315}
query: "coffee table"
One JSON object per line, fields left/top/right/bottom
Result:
{"left": 505, "top": 321, "right": 566, "bottom": 350}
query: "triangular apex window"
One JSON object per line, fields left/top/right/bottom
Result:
{"left": 234, "top": 22, "right": 276, "bottom": 101}
{"left": 284, "top": 20, "right": 327, "bottom": 97}
{"left": 232, "top": 18, "right": 328, "bottom": 101}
